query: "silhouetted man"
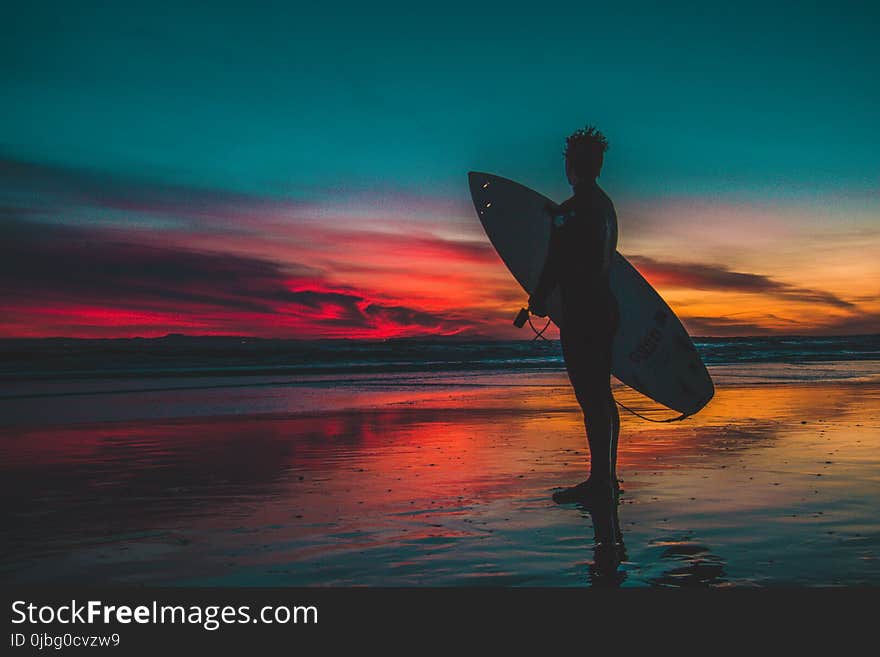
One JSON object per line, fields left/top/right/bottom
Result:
{"left": 529, "top": 126, "right": 620, "bottom": 504}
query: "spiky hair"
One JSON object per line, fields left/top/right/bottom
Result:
{"left": 564, "top": 125, "right": 609, "bottom": 160}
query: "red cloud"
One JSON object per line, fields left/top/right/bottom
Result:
{"left": 0, "top": 219, "right": 479, "bottom": 339}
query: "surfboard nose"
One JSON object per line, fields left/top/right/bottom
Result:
{"left": 468, "top": 171, "right": 495, "bottom": 196}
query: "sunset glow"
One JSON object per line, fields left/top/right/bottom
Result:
{"left": 2, "top": 3, "right": 877, "bottom": 339}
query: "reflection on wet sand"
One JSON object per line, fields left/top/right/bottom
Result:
{"left": 579, "top": 497, "right": 627, "bottom": 587}
{"left": 574, "top": 496, "right": 727, "bottom": 588}
{"left": 1, "top": 372, "right": 878, "bottom": 586}
{"left": 647, "top": 541, "right": 727, "bottom": 588}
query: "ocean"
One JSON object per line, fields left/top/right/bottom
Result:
{"left": 3, "top": 334, "right": 879, "bottom": 380}
{"left": 2, "top": 335, "right": 879, "bottom": 586}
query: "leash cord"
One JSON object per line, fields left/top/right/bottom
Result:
{"left": 524, "top": 312, "right": 689, "bottom": 423}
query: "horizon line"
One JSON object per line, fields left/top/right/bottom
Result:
{"left": 1, "top": 332, "right": 878, "bottom": 342}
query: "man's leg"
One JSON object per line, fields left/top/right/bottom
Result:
{"left": 581, "top": 379, "right": 614, "bottom": 487}
{"left": 607, "top": 293, "right": 620, "bottom": 486}
{"left": 610, "top": 393, "right": 620, "bottom": 486}
{"left": 554, "top": 328, "right": 615, "bottom": 502}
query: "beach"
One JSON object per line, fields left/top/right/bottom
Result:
{"left": 2, "top": 348, "right": 879, "bottom": 587}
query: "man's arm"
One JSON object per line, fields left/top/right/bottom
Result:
{"left": 528, "top": 202, "right": 566, "bottom": 316}
{"left": 597, "top": 201, "right": 618, "bottom": 280}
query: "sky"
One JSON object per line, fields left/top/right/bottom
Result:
{"left": 2, "top": 0, "right": 878, "bottom": 338}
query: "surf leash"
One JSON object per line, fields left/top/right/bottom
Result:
{"left": 514, "top": 306, "right": 551, "bottom": 341}
{"left": 516, "top": 307, "right": 690, "bottom": 423}
{"left": 527, "top": 314, "right": 551, "bottom": 341}
{"left": 612, "top": 400, "right": 689, "bottom": 423}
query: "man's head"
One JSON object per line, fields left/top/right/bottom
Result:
{"left": 564, "top": 126, "right": 609, "bottom": 185}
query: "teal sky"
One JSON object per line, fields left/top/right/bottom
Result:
{"left": 3, "top": 1, "right": 878, "bottom": 203}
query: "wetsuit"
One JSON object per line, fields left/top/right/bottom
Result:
{"left": 532, "top": 180, "right": 620, "bottom": 485}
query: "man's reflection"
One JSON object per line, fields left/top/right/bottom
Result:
{"left": 574, "top": 492, "right": 728, "bottom": 587}
{"left": 579, "top": 492, "right": 627, "bottom": 587}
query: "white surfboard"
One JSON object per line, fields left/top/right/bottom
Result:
{"left": 469, "top": 172, "right": 714, "bottom": 417}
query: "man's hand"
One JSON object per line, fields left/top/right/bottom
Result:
{"left": 528, "top": 294, "right": 548, "bottom": 318}
{"left": 543, "top": 201, "right": 561, "bottom": 218}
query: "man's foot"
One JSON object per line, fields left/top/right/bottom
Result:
{"left": 552, "top": 477, "right": 617, "bottom": 505}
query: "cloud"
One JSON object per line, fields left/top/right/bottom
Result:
{"left": 683, "top": 312, "right": 880, "bottom": 337}
{"left": 298, "top": 228, "right": 499, "bottom": 268}
{"left": 0, "top": 156, "right": 308, "bottom": 233}
{"left": 3, "top": 155, "right": 872, "bottom": 338}
{"left": 0, "top": 217, "right": 474, "bottom": 338}
{"left": 811, "top": 312, "right": 880, "bottom": 336}
{"left": 628, "top": 254, "right": 855, "bottom": 309}
{"left": 681, "top": 316, "right": 781, "bottom": 337}
{"left": 0, "top": 218, "right": 309, "bottom": 312}
{"left": 0, "top": 155, "right": 505, "bottom": 337}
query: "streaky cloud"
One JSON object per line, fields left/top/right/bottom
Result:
{"left": 0, "top": 217, "right": 476, "bottom": 338}
{"left": 628, "top": 254, "right": 855, "bottom": 310}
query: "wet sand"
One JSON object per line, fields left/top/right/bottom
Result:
{"left": 2, "top": 364, "right": 879, "bottom": 586}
